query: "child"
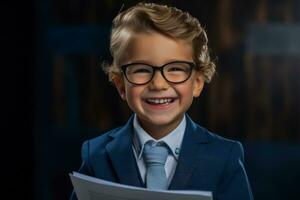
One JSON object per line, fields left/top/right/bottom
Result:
{"left": 70, "top": 2, "right": 253, "bottom": 200}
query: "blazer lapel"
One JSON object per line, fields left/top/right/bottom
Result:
{"left": 169, "top": 115, "right": 209, "bottom": 190}
{"left": 105, "top": 116, "right": 143, "bottom": 187}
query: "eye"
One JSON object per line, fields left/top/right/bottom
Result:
{"left": 126, "top": 64, "right": 152, "bottom": 74}
{"left": 168, "top": 67, "right": 185, "bottom": 72}
{"left": 132, "top": 68, "right": 152, "bottom": 74}
{"left": 166, "top": 65, "right": 188, "bottom": 73}
{"left": 133, "top": 68, "right": 151, "bottom": 73}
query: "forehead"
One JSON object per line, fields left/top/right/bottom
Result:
{"left": 124, "top": 32, "right": 193, "bottom": 65}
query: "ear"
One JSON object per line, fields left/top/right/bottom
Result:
{"left": 193, "top": 72, "right": 205, "bottom": 97}
{"left": 113, "top": 73, "right": 126, "bottom": 100}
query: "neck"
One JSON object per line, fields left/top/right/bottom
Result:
{"left": 138, "top": 115, "right": 184, "bottom": 140}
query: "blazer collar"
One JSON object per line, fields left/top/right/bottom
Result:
{"left": 105, "top": 116, "right": 143, "bottom": 187}
{"left": 169, "top": 114, "right": 210, "bottom": 190}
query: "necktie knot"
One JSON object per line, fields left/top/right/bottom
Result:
{"left": 143, "top": 142, "right": 169, "bottom": 166}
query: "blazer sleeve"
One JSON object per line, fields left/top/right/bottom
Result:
{"left": 216, "top": 141, "right": 254, "bottom": 200}
{"left": 70, "top": 140, "right": 94, "bottom": 200}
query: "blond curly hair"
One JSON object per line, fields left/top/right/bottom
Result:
{"left": 103, "top": 2, "right": 216, "bottom": 83}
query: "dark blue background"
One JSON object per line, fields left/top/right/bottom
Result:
{"left": 4, "top": 0, "right": 300, "bottom": 200}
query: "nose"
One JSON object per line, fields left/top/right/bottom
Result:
{"left": 148, "top": 70, "right": 169, "bottom": 90}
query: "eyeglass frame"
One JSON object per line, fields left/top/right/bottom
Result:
{"left": 120, "top": 61, "right": 196, "bottom": 85}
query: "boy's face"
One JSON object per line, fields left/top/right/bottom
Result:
{"left": 114, "top": 32, "right": 204, "bottom": 137}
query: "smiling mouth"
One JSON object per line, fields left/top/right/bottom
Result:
{"left": 145, "top": 98, "right": 176, "bottom": 105}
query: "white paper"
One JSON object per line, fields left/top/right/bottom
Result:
{"left": 70, "top": 172, "right": 213, "bottom": 200}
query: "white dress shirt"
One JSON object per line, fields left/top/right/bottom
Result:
{"left": 132, "top": 114, "right": 186, "bottom": 187}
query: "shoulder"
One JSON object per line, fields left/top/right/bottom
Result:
{"left": 80, "top": 126, "right": 123, "bottom": 160}
{"left": 187, "top": 115, "right": 242, "bottom": 148}
{"left": 207, "top": 128, "right": 243, "bottom": 154}
{"left": 80, "top": 115, "right": 134, "bottom": 162}
{"left": 193, "top": 121, "right": 244, "bottom": 161}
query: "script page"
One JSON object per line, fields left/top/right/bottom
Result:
{"left": 70, "top": 172, "right": 213, "bottom": 200}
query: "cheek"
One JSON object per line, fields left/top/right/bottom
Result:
{"left": 124, "top": 85, "right": 144, "bottom": 104}
{"left": 175, "top": 84, "right": 195, "bottom": 103}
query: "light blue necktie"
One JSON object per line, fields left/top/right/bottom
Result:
{"left": 143, "top": 141, "right": 169, "bottom": 190}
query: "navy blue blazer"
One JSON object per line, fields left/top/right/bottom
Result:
{"left": 70, "top": 115, "right": 253, "bottom": 200}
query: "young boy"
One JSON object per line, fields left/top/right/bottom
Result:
{"left": 70, "top": 3, "right": 253, "bottom": 200}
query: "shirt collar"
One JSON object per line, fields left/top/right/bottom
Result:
{"left": 133, "top": 114, "right": 186, "bottom": 160}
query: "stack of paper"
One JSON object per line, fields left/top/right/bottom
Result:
{"left": 70, "top": 172, "right": 213, "bottom": 200}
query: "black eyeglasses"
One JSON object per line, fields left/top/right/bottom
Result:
{"left": 121, "top": 61, "right": 195, "bottom": 85}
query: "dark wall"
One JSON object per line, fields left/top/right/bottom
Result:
{"left": 24, "top": 0, "right": 300, "bottom": 199}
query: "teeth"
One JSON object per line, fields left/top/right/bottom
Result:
{"left": 147, "top": 98, "right": 173, "bottom": 104}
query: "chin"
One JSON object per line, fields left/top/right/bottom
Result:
{"left": 143, "top": 113, "right": 181, "bottom": 126}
